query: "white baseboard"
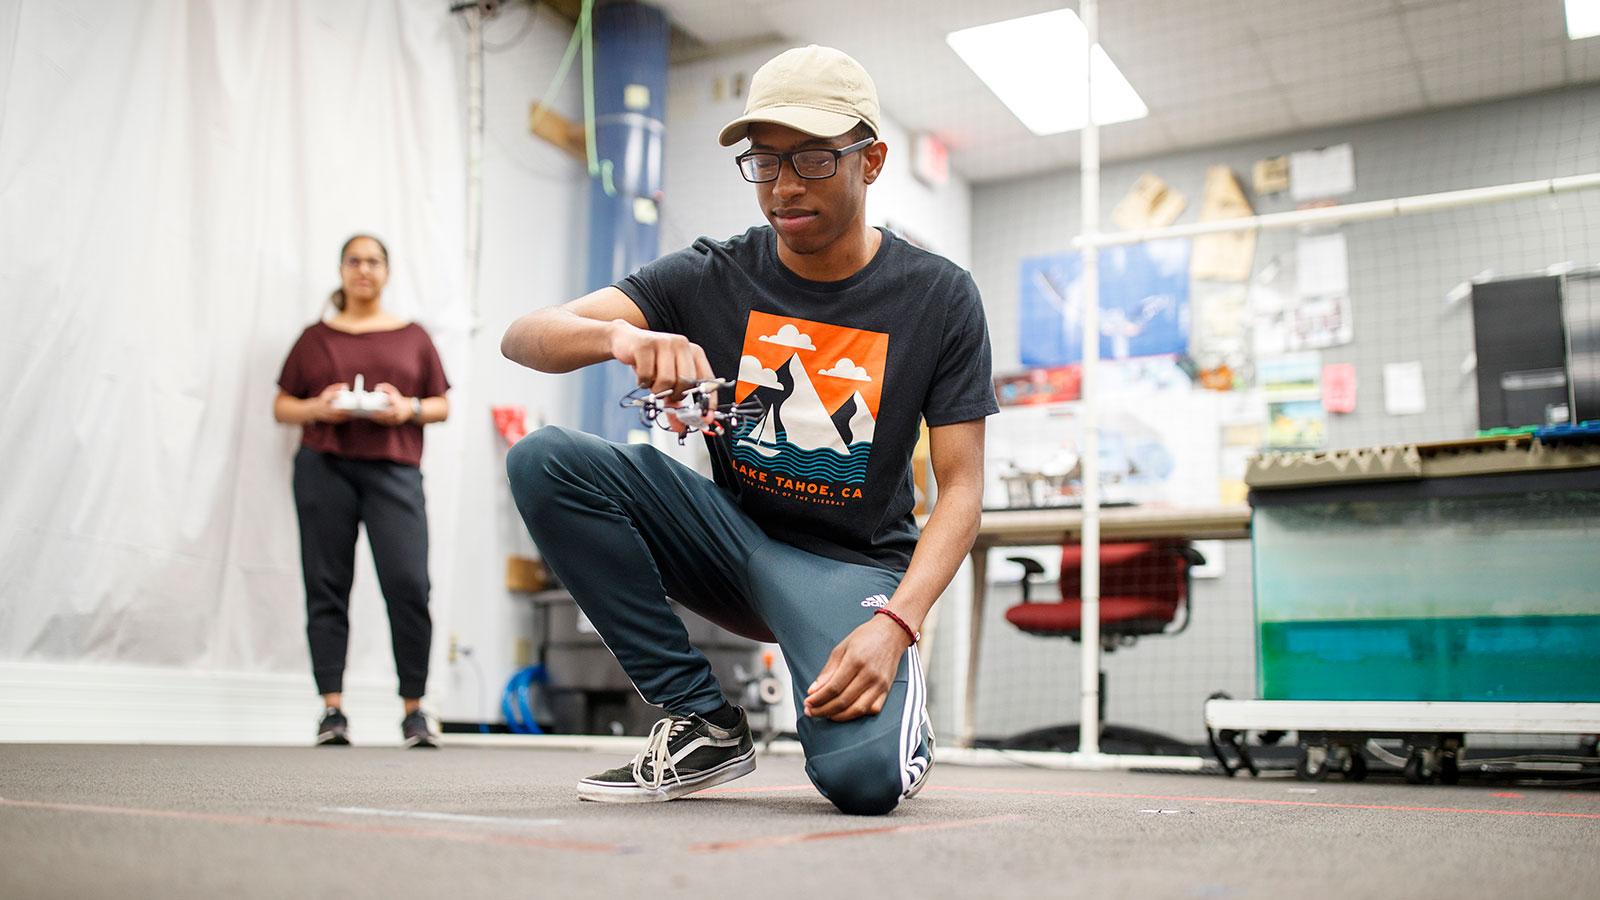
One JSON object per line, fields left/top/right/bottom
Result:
{"left": 0, "top": 662, "right": 418, "bottom": 746}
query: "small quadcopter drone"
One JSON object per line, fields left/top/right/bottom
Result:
{"left": 620, "top": 377, "right": 764, "bottom": 444}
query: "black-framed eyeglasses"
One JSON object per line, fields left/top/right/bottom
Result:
{"left": 735, "top": 137, "right": 875, "bottom": 183}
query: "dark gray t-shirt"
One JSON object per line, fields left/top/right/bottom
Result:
{"left": 618, "top": 226, "right": 998, "bottom": 572}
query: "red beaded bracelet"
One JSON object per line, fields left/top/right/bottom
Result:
{"left": 873, "top": 607, "right": 920, "bottom": 644}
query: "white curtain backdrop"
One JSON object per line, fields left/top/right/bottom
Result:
{"left": 0, "top": 0, "right": 471, "bottom": 697}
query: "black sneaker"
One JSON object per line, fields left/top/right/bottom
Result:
{"left": 577, "top": 708, "right": 755, "bottom": 803}
{"left": 316, "top": 707, "right": 349, "bottom": 746}
{"left": 401, "top": 710, "right": 439, "bottom": 749}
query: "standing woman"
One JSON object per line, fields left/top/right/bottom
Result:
{"left": 274, "top": 235, "right": 451, "bottom": 748}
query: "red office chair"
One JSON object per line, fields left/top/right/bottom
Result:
{"left": 1000, "top": 539, "right": 1205, "bottom": 755}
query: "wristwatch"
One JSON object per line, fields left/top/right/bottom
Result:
{"left": 410, "top": 397, "right": 424, "bottom": 419}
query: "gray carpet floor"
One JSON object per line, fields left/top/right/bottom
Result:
{"left": 2, "top": 742, "right": 1597, "bottom": 899}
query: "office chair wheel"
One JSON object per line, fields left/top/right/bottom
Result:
{"left": 1438, "top": 754, "right": 1460, "bottom": 785}
{"left": 1403, "top": 752, "right": 1434, "bottom": 784}
{"left": 1344, "top": 752, "right": 1368, "bottom": 782}
{"left": 1295, "top": 746, "right": 1333, "bottom": 781}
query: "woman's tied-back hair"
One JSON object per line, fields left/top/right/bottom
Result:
{"left": 329, "top": 234, "right": 389, "bottom": 312}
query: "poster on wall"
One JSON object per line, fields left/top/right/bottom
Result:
{"left": 994, "top": 364, "right": 1082, "bottom": 407}
{"left": 1191, "top": 283, "right": 1249, "bottom": 373}
{"left": 1260, "top": 351, "right": 1326, "bottom": 448}
{"left": 1018, "top": 239, "right": 1193, "bottom": 368}
{"left": 1267, "top": 399, "right": 1326, "bottom": 448}
{"left": 1250, "top": 252, "right": 1353, "bottom": 355}
{"left": 984, "top": 389, "right": 1221, "bottom": 510}
{"left": 1284, "top": 232, "right": 1355, "bottom": 350}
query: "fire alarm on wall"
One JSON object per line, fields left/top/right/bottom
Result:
{"left": 912, "top": 133, "right": 948, "bottom": 188}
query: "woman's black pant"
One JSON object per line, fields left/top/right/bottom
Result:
{"left": 293, "top": 447, "right": 432, "bottom": 699}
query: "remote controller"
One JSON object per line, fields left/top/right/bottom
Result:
{"left": 332, "top": 374, "right": 391, "bottom": 416}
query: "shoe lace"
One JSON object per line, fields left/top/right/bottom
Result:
{"left": 631, "top": 715, "right": 694, "bottom": 790}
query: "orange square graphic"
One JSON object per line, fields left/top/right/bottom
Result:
{"left": 735, "top": 310, "right": 887, "bottom": 419}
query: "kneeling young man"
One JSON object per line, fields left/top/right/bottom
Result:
{"left": 501, "top": 44, "right": 996, "bottom": 815}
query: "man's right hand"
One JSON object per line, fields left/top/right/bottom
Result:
{"left": 608, "top": 319, "right": 715, "bottom": 400}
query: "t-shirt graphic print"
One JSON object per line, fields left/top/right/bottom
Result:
{"left": 730, "top": 310, "right": 888, "bottom": 508}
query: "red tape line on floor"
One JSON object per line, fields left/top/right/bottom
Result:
{"left": 0, "top": 796, "right": 631, "bottom": 853}
{"left": 926, "top": 786, "right": 1600, "bottom": 819}
{"left": 689, "top": 814, "right": 1025, "bottom": 852}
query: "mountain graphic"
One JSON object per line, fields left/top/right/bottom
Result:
{"left": 774, "top": 355, "right": 849, "bottom": 454}
{"left": 830, "top": 391, "right": 877, "bottom": 444}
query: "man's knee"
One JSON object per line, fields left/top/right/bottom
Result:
{"left": 806, "top": 741, "right": 906, "bottom": 816}
{"left": 505, "top": 425, "right": 584, "bottom": 501}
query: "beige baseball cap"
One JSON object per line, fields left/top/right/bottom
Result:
{"left": 717, "top": 45, "right": 880, "bottom": 147}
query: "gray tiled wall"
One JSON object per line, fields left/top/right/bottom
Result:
{"left": 941, "top": 84, "right": 1600, "bottom": 744}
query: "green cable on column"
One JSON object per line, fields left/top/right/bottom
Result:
{"left": 526, "top": 0, "right": 615, "bottom": 197}
{"left": 579, "top": 0, "right": 617, "bottom": 196}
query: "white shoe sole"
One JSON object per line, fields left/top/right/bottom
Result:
{"left": 577, "top": 749, "right": 756, "bottom": 803}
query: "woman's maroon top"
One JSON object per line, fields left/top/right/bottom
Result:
{"left": 277, "top": 322, "right": 450, "bottom": 467}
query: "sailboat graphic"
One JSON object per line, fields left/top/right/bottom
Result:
{"left": 737, "top": 403, "right": 782, "bottom": 457}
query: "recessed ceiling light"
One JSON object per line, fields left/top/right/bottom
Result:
{"left": 1569, "top": 0, "right": 1600, "bottom": 40}
{"left": 946, "top": 9, "right": 1148, "bottom": 136}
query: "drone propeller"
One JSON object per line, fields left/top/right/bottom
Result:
{"left": 619, "top": 378, "right": 761, "bottom": 444}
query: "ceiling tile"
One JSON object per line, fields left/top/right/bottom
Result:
{"left": 1098, "top": 117, "right": 1179, "bottom": 161}
{"left": 1417, "top": 47, "right": 1569, "bottom": 106}
{"left": 1565, "top": 35, "right": 1600, "bottom": 82}
{"left": 1284, "top": 67, "right": 1429, "bottom": 126}
{"left": 1128, "top": 42, "right": 1279, "bottom": 106}
{"left": 1234, "top": 0, "right": 1403, "bottom": 37}
{"left": 1158, "top": 88, "right": 1300, "bottom": 148}
{"left": 645, "top": 0, "right": 1594, "bottom": 183}
{"left": 1100, "top": 2, "right": 1257, "bottom": 55}
{"left": 1259, "top": 14, "right": 1415, "bottom": 86}
{"left": 1401, "top": 0, "right": 1569, "bottom": 61}
{"left": 659, "top": 0, "right": 779, "bottom": 46}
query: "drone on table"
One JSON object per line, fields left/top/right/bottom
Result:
{"left": 620, "top": 377, "right": 764, "bottom": 444}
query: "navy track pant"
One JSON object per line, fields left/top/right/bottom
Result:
{"left": 506, "top": 426, "right": 930, "bottom": 815}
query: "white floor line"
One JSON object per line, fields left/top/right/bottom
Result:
{"left": 321, "top": 806, "right": 564, "bottom": 827}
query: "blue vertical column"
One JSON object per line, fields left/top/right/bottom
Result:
{"left": 580, "top": 1, "right": 670, "bottom": 441}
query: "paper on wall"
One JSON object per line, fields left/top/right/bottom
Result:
{"left": 1190, "top": 540, "right": 1228, "bottom": 578}
{"left": 1383, "top": 361, "right": 1427, "bottom": 415}
{"left": 1289, "top": 143, "right": 1355, "bottom": 201}
{"left": 1296, "top": 233, "right": 1349, "bottom": 297}
{"left": 1322, "top": 362, "right": 1356, "bottom": 413}
{"left": 1287, "top": 293, "right": 1354, "bottom": 351}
